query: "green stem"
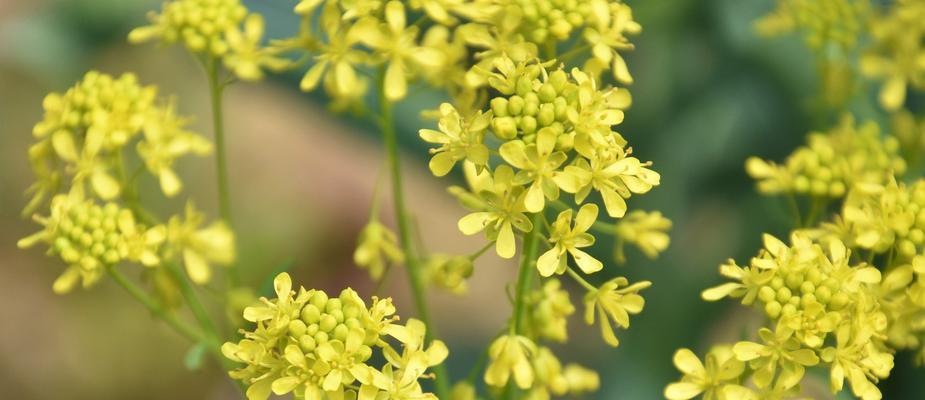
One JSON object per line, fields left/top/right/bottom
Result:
{"left": 566, "top": 266, "right": 596, "bottom": 291}
{"left": 207, "top": 57, "right": 233, "bottom": 226}
{"left": 205, "top": 56, "right": 241, "bottom": 291}
{"left": 378, "top": 67, "right": 450, "bottom": 399}
{"left": 107, "top": 266, "right": 204, "bottom": 343}
{"left": 165, "top": 261, "right": 221, "bottom": 345}
{"left": 511, "top": 213, "right": 543, "bottom": 335}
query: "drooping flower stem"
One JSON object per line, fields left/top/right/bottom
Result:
{"left": 205, "top": 57, "right": 241, "bottom": 288}
{"left": 378, "top": 68, "right": 451, "bottom": 399}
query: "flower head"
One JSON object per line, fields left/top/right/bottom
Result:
{"left": 537, "top": 203, "right": 601, "bottom": 276}
{"left": 583, "top": 276, "right": 650, "bottom": 347}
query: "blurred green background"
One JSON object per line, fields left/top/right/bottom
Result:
{"left": 1, "top": 0, "right": 923, "bottom": 398}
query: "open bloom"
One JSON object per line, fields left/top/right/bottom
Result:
{"left": 484, "top": 335, "right": 536, "bottom": 389}
{"left": 537, "top": 204, "right": 602, "bottom": 276}
{"left": 665, "top": 346, "right": 748, "bottom": 400}
{"left": 583, "top": 277, "right": 650, "bottom": 347}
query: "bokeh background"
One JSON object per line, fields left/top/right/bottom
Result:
{"left": 1, "top": 0, "right": 923, "bottom": 398}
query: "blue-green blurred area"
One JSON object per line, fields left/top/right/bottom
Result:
{"left": 1, "top": 0, "right": 923, "bottom": 399}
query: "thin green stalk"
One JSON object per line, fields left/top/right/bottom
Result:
{"left": 165, "top": 261, "right": 221, "bottom": 345}
{"left": 207, "top": 57, "right": 233, "bottom": 225}
{"left": 511, "top": 213, "right": 543, "bottom": 334}
{"left": 378, "top": 68, "right": 450, "bottom": 399}
{"left": 566, "top": 266, "right": 597, "bottom": 291}
{"left": 107, "top": 266, "right": 204, "bottom": 343}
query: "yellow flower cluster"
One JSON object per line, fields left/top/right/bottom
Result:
{"left": 668, "top": 233, "right": 892, "bottom": 399}
{"left": 18, "top": 191, "right": 164, "bottom": 293}
{"left": 755, "top": 0, "right": 868, "bottom": 52}
{"left": 613, "top": 210, "right": 672, "bottom": 264}
{"left": 129, "top": 0, "right": 287, "bottom": 81}
{"left": 482, "top": 335, "right": 600, "bottom": 398}
{"left": 278, "top": 0, "right": 642, "bottom": 107}
{"left": 746, "top": 115, "right": 905, "bottom": 198}
{"left": 222, "top": 273, "right": 447, "bottom": 400}
{"left": 860, "top": 0, "right": 925, "bottom": 111}
{"left": 21, "top": 72, "right": 235, "bottom": 289}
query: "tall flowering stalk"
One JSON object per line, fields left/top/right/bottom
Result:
{"left": 666, "top": 1, "right": 925, "bottom": 399}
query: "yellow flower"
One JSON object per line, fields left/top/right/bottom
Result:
{"left": 583, "top": 276, "right": 650, "bottom": 347}
{"left": 484, "top": 334, "right": 536, "bottom": 389}
{"left": 419, "top": 102, "right": 490, "bottom": 176}
{"left": 166, "top": 202, "right": 236, "bottom": 284}
{"left": 222, "top": 14, "right": 290, "bottom": 81}
{"left": 225, "top": 273, "right": 446, "bottom": 400}
{"left": 613, "top": 210, "right": 671, "bottom": 263}
{"left": 354, "top": 220, "right": 404, "bottom": 281}
{"left": 820, "top": 324, "right": 893, "bottom": 400}
{"left": 558, "top": 138, "right": 660, "bottom": 218}
{"left": 746, "top": 114, "right": 905, "bottom": 197}
{"left": 351, "top": 1, "right": 445, "bottom": 101}
{"left": 18, "top": 192, "right": 165, "bottom": 294}
{"left": 537, "top": 203, "right": 601, "bottom": 276}
{"left": 583, "top": 2, "right": 640, "bottom": 84}
{"left": 499, "top": 128, "right": 568, "bottom": 212}
{"left": 137, "top": 99, "right": 212, "bottom": 197}
{"left": 860, "top": 0, "right": 925, "bottom": 110}
{"left": 299, "top": 3, "right": 369, "bottom": 98}
{"left": 455, "top": 165, "right": 533, "bottom": 259}
{"left": 525, "top": 279, "right": 575, "bottom": 342}
{"left": 732, "top": 324, "right": 819, "bottom": 389}
{"left": 664, "top": 346, "right": 747, "bottom": 400}
{"left": 423, "top": 254, "right": 473, "bottom": 295}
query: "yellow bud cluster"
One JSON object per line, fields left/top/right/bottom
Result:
{"left": 423, "top": 254, "right": 474, "bottom": 295}
{"left": 755, "top": 0, "right": 869, "bottom": 52}
{"left": 26, "top": 71, "right": 211, "bottom": 206}
{"left": 130, "top": 0, "right": 286, "bottom": 81}
{"left": 224, "top": 273, "right": 448, "bottom": 400}
{"left": 838, "top": 178, "right": 925, "bottom": 257}
{"left": 524, "top": 279, "right": 575, "bottom": 342}
{"left": 353, "top": 220, "right": 404, "bottom": 281}
{"left": 18, "top": 193, "right": 164, "bottom": 294}
{"left": 697, "top": 233, "right": 892, "bottom": 398}
{"left": 746, "top": 114, "right": 905, "bottom": 198}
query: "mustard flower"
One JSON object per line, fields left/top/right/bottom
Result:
{"left": 18, "top": 192, "right": 164, "bottom": 294}
{"left": 224, "top": 273, "right": 447, "bottom": 400}
{"left": 664, "top": 346, "right": 748, "bottom": 400}
{"left": 130, "top": 0, "right": 282, "bottom": 81}
{"left": 746, "top": 115, "right": 905, "bottom": 198}
{"left": 419, "top": 102, "right": 490, "bottom": 176}
{"left": 583, "top": 2, "right": 640, "bottom": 84}
{"left": 351, "top": 1, "right": 444, "bottom": 101}
{"left": 484, "top": 334, "right": 536, "bottom": 389}
{"left": 583, "top": 276, "right": 650, "bottom": 347}
{"left": 558, "top": 139, "right": 660, "bottom": 218}
{"left": 455, "top": 165, "right": 533, "bottom": 259}
{"left": 31, "top": 71, "right": 158, "bottom": 201}
{"left": 222, "top": 14, "right": 290, "bottom": 81}
{"left": 613, "top": 210, "right": 672, "bottom": 263}
{"left": 166, "top": 202, "right": 236, "bottom": 284}
{"left": 525, "top": 279, "right": 575, "bottom": 342}
{"left": 499, "top": 128, "right": 568, "bottom": 212}
{"left": 354, "top": 220, "right": 405, "bottom": 281}
{"left": 136, "top": 99, "right": 212, "bottom": 197}
{"left": 537, "top": 203, "right": 601, "bottom": 276}
{"left": 732, "top": 324, "right": 820, "bottom": 390}
{"left": 298, "top": 3, "right": 369, "bottom": 98}
{"left": 860, "top": 0, "right": 925, "bottom": 110}
{"left": 755, "top": 0, "right": 868, "bottom": 52}
{"left": 820, "top": 324, "right": 893, "bottom": 400}
{"left": 422, "top": 254, "right": 473, "bottom": 295}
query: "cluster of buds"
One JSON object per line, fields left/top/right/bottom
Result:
{"left": 129, "top": 0, "right": 287, "bottom": 81}
{"left": 670, "top": 233, "right": 892, "bottom": 399}
{"left": 222, "top": 273, "right": 447, "bottom": 400}
{"left": 746, "top": 115, "right": 905, "bottom": 198}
